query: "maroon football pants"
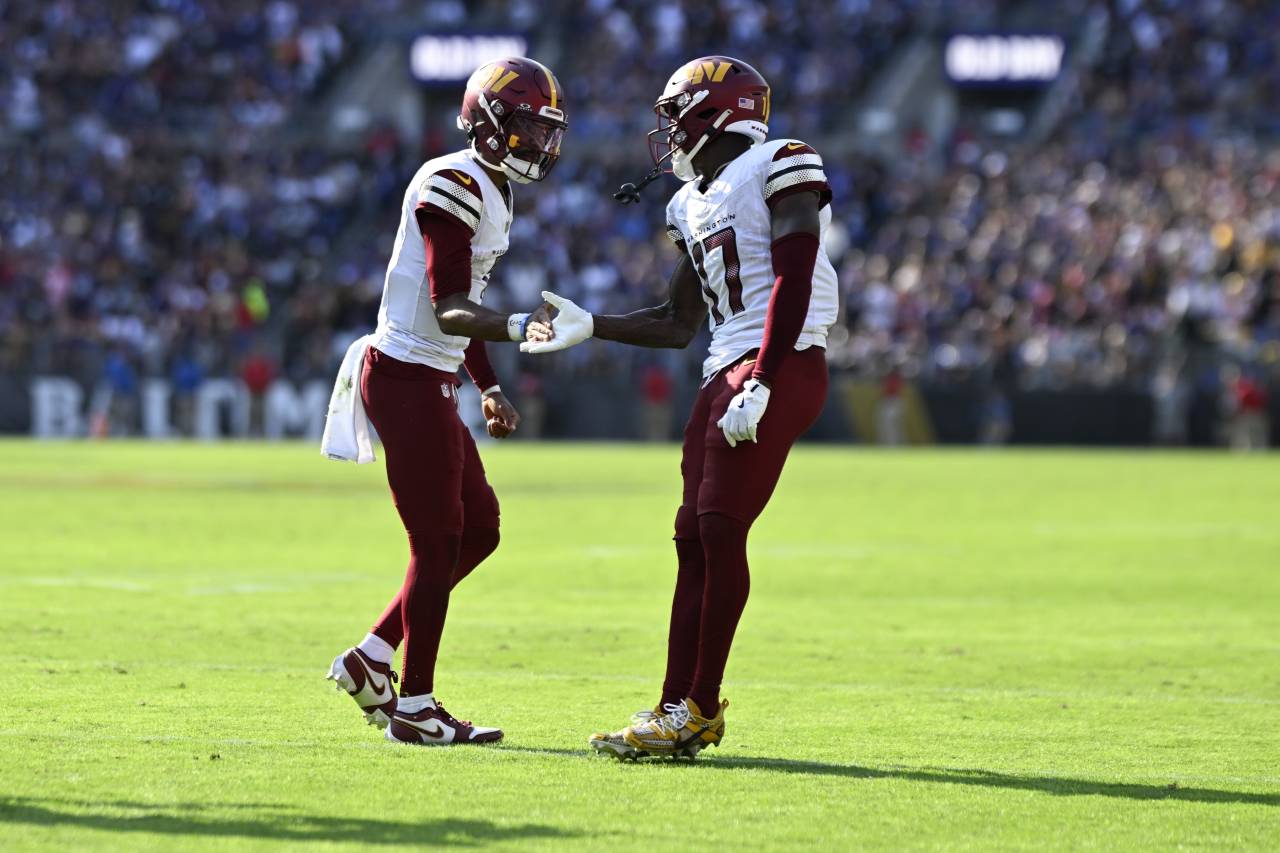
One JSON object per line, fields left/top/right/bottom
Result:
{"left": 662, "top": 347, "right": 828, "bottom": 712}
{"left": 359, "top": 347, "right": 500, "bottom": 696}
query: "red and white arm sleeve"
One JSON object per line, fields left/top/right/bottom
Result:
{"left": 752, "top": 232, "right": 820, "bottom": 386}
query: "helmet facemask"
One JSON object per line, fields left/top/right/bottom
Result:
{"left": 464, "top": 92, "right": 567, "bottom": 184}
{"left": 648, "top": 90, "right": 729, "bottom": 182}
{"left": 619, "top": 56, "right": 769, "bottom": 202}
{"left": 500, "top": 109, "right": 566, "bottom": 183}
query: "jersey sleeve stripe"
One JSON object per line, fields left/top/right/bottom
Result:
{"left": 435, "top": 179, "right": 483, "bottom": 211}
{"left": 416, "top": 171, "right": 485, "bottom": 233}
{"left": 424, "top": 174, "right": 483, "bottom": 208}
{"left": 419, "top": 187, "right": 482, "bottom": 234}
{"left": 665, "top": 224, "right": 684, "bottom": 245}
{"left": 432, "top": 169, "right": 484, "bottom": 201}
{"left": 765, "top": 167, "right": 829, "bottom": 199}
{"left": 767, "top": 154, "right": 825, "bottom": 178}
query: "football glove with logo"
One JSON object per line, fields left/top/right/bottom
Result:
{"left": 717, "top": 378, "right": 770, "bottom": 447}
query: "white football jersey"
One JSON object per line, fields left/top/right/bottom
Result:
{"left": 370, "top": 150, "right": 512, "bottom": 372}
{"left": 665, "top": 138, "right": 838, "bottom": 380}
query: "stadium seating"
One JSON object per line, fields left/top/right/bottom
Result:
{"left": 0, "top": 0, "right": 1275, "bottom": 439}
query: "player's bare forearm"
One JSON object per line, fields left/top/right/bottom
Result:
{"left": 591, "top": 254, "right": 706, "bottom": 348}
{"left": 592, "top": 305, "right": 692, "bottom": 348}
{"left": 434, "top": 293, "right": 548, "bottom": 342}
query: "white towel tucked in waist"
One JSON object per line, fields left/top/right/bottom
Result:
{"left": 320, "top": 334, "right": 375, "bottom": 464}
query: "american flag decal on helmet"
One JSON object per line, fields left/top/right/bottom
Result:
{"left": 738, "top": 97, "right": 755, "bottom": 109}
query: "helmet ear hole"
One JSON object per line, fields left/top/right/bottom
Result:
{"left": 696, "top": 108, "right": 717, "bottom": 120}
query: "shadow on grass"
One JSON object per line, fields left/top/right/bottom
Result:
{"left": 0, "top": 796, "right": 574, "bottom": 846}
{"left": 498, "top": 746, "right": 1279, "bottom": 806}
{"left": 704, "top": 758, "right": 1280, "bottom": 806}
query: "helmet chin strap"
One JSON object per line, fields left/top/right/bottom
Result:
{"left": 674, "top": 109, "right": 732, "bottom": 181}
{"left": 477, "top": 93, "right": 503, "bottom": 132}
{"left": 468, "top": 145, "right": 505, "bottom": 174}
{"left": 469, "top": 145, "right": 539, "bottom": 183}
{"left": 503, "top": 157, "right": 538, "bottom": 183}
{"left": 465, "top": 93, "right": 513, "bottom": 175}
{"left": 671, "top": 146, "right": 701, "bottom": 181}
{"left": 469, "top": 94, "right": 552, "bottom": 184}
{"left": 613, "top": 107, "right": 735, "bottom": 204}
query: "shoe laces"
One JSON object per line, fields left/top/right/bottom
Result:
{"left": 433, "top": 699, "right": 470, "bottom": 728}
{"left": 651, "top": 701, "right": 691, "bottom": 735}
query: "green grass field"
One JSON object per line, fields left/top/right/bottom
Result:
{"left": 2, "top": 441, "right": 1278, "bottom": 850}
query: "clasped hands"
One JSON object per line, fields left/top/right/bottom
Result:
{"left": 519, "top": 291, "right": 593, "bottom": 353}
{"left": 480, "top": 291, "right": 585, "bottom": 440}
{"left": 518, "top": 292, "right": 770, "bottom": 447}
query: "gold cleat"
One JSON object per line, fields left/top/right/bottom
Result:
{"left": 587, "top": 708, "right": 661, "bottom": 759}
{"left": 590, "top": 699, "right": 727, "bottom": 760}
{"left": 588, "top": 727, "right": 639, "bottom": 760}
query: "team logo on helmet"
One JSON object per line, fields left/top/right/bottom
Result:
{"left": 649, "top": 56, "right": 770, "bottom": 182}
{"left": 457, "top": 57, "right": 567, "bottom": 184}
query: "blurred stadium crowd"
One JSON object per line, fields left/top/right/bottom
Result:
{"left": 0, "top": 0, "right": 1276, "bottom": 435}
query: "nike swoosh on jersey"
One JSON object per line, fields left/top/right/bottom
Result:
{"left": 452, "top": 170, "right": 473, "bottom": 185}
{"left": 786, "top": 142, "right": 805, "bottom": 150}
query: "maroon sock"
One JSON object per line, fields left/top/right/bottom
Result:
{"left": 451, "top": 526, "right": 500, "bottom": 587}
{"left": 660, "top": 538, "right": 706, "bottom": 707}
{"left": 370, "top": 526, "right": 498, "bottom": 649}
{"left": 687, "top": 513, "right": 751, "bottom": 715}
{"left": 398, "top": 530, "right": 461, "bottom": 696}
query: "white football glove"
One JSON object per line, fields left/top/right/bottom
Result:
{"left": 717, "top": 379, "right": 771, "bottom": 447}
{"left": 519, "top": 291, "right": 594, "bottom": 353}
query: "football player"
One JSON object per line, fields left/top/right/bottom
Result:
{"left": 325, "top": 57, "right": 567, "bottom": 746}
{"left": 523, "top": 56, "right": 837, "bottom": 758}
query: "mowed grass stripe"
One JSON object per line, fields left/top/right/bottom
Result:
{"left": 2, "top": 442, "right": 1278, "bottom": 850}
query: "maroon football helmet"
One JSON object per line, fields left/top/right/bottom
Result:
{"left": 458, "top": 57, "right": 567, "bottom": 183}
{"left": 649, "top": 56, "right": 771, "bottom": 181}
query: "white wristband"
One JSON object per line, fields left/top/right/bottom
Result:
{"left": 481, "top": 385, "right": 501, "bottom": 398}
{"left": 507, "top": 313, "right": 528, "bottom": 342}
